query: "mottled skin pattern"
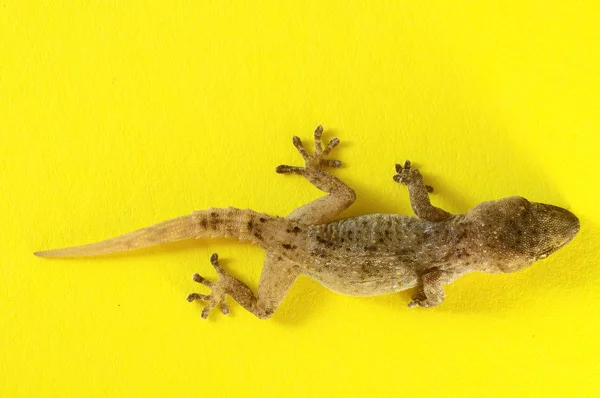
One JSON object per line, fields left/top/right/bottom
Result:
{"left": 35, "top": 126, "right": 580, "bottom": 319}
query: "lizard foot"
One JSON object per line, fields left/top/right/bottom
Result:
{"left": 407, "top": 291, "right": 440, "bottom": 308}
{"left": 186, "top": 253, "right": 231, "bottom": 319}
{"left": 393, "top": 160, "right": 434, "bottom": 193}
{"left": 275, "top": 125, "right": 342, "bottom": 175}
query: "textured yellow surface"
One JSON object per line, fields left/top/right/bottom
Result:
{"left": 1, "top": 1, "right": 599, "bottom": 397}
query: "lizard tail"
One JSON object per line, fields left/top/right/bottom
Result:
{"left": 34, "top": 207, "right": 288, "bottom": 258}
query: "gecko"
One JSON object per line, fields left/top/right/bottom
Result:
{"left": 35, "top": 126, "right": 580, "bottom": 319}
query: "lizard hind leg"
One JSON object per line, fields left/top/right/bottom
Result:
{"left": 187, "top": 253, "right": 300, "bottom": 320}
{"left": 276, "top": 125, "right": 356, "bottom": 225}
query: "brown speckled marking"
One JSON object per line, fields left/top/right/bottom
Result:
{"left": 35, "top": 125, "right": 580, "bottom": 320}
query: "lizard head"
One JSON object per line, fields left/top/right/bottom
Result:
{"left": 464, "top": 196, "right": 579, "bottom": 273}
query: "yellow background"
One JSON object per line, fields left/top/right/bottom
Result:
{"left": 1, "top": 1, "right": 599, "bottom": 396}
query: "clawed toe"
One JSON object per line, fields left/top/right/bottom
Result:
{"left": 275, "top": 164, "right": 305, "bottom": 175}
{"left": 321, "top": 159, "right": 342, "bottom": 168}
{"left": 220, "top": 301, "right": 230, "bottom": 315}
{"left": 395, "top": 160, "right": 411, "bottom": 173}
{"left": 322, "top": 137, "right": 340, "bottom": 156}
{"left": 292, "top": 136, "right": 310, "bottom": 160}
{"left": 192, "top": 273, "right": 212, "bottom": 286}
{"left": 186, "top": 292, "right": 209, "bottom": 302}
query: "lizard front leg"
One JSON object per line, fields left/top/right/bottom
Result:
{"left": 187, "top": 253, "right": 299, "bottom": 319}
{"left": 276, "top": 125, "right": 356, "bottom": 225}
{"left": 408, "top": 268, "right": 448, "bottom": 308}
{"left": 393, "top": 160, "right": 452, "bottom": 222}
{"left": 408, "top": 268, "right": 465, "bottom": 308}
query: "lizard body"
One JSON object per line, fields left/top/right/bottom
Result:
{"left": 35, "top": 126, "right": 580, "bottom": 319}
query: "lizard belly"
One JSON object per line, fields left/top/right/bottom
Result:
{"left": 303, "top": 257, "right": 419, "bottom": 297}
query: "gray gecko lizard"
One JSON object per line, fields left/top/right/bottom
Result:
{"left": 35, "top": 126, "right": 580, "bottom": 319}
